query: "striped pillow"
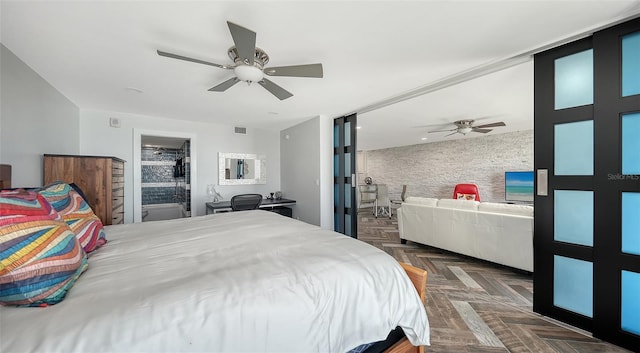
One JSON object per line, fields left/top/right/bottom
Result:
{"left": 39, "top": 182, "right": 107, "bottom": 253}
{"left": 0, "top": 190, "right": 88, "bottom": 306}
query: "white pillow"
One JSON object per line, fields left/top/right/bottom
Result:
{"left": 478, "top": 202, "right": 533, "bottom": 217}
{"left": 455, "top": 192, "right": 477, "bottom": 201}
{"left": 436, "top": 198, "right": 479, "bottom": 211}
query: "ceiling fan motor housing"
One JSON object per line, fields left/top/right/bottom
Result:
{"left": 455, "top": 120, "right": 474, "bottom": 134}
{"left": 229, "top": 46, "right": 269, "bottom": 83}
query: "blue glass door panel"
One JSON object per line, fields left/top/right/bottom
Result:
{"left": 554, "top": 255, "right": 593, "bottom": 317}
{"left": 554, "top": 121, "right": 594, "bottom": 176}
{"left": 622, "top": 31, "right": 640, "bottom": 97}
{"left": 622, "top": 112, "right": 640, "bottom": 175}
{"left": 555, "top": 49, "right": 593, "bottom": 109}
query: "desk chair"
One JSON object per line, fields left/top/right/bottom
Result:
{"left": 452, "top": 183, "right": 480, "bottom": 201}
{"left": 230, "top": 194, "right": 263, "bottom": 211}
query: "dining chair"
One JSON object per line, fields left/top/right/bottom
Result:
{"left": 358, "top": 184, "right": 377, "bottom": 213}
{"left": 375, "top": 184, "right": 392, "bottom": 219}
{"left": 390, "top": 184, "right": 407, "bottom": 207}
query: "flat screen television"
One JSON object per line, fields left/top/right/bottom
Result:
{"left": 505, "top": 171, "right": 534, "bottom": 202}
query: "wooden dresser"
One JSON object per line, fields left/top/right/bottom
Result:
{"left": 43, "top": 154, "right": 125, "bottom": 225}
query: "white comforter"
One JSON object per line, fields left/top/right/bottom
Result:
{"left": 1, "top": 210, "right": 430, "bottom": 353}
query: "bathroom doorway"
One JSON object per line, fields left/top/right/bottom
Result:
{"left": 133, "top": 129, "right": 197, "bottom": 223}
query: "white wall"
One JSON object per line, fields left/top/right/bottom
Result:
{"left": 0, "top": 44, "right": 80, "bottom": 187}
{"left": 79, "top": 109, "right": 281, "bottom": 223}
{"left": 281, "top": 115, "right": 333, "bottom": 228}
{"left": 318, "top": 115, "right": 333, "bottom": 230}
{"left": 362, "top": 130, "right": 533, "bottom": 203}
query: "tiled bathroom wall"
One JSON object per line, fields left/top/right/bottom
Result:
{"left": 141, "top": 147, "right": 181, "bottom": 205}
{"left": 178, "top": 140, "right": 191, "bottom": 213}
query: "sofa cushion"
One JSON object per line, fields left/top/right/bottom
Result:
{"left": 478, "top": 202, "right": 533, "bottom": 217}
{"left": 437, "top": 198, "right": 479, "bottom": 210}
{"left": 404, "top": 197, "right": 438, "bottom": 207}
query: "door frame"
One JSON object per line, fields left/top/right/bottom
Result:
{"left": 133, "top": 129, "right": 197, "bottom": 223}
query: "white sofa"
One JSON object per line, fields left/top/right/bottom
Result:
{"left": 398, "top": 197, "right": 533, "bottom": 272}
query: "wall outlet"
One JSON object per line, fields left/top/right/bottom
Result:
{"left": 109, "top": 117, "right": 121, "bottom": 128}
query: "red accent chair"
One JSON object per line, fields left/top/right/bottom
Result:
{"left": 452, "top": 183, "right": 480, "bottom": 202}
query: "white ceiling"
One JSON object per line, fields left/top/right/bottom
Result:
{"left": 2, "top": 1, "right": 639, "bottom": 151}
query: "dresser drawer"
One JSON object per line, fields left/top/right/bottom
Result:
{"left": 112, "top": 162, "right": 124, "bottom": 176}
{"left": 111, "top": 213, "right": 124, "bottom": 225}
{"left": 112, "top": 196, "right": 124, "bottom": 209}
{"left": 111, "top": 185, "right": 124, "bottom": 197}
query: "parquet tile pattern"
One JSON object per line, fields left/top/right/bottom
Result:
{"left": 357, "top": 213, "right": 631, "bottom": 353}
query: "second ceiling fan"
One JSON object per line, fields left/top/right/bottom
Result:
{"left": 428, "top": 119, "right": 506, "bottom": 136}
{"left": 157, "top": 21, "right": 323, "bottom": 100}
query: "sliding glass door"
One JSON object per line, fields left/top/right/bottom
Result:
{"left": 333, "top": 114, "right": 357, "bottom": 237}
{"left": 533, "top": 17, "right": 640, "bottom": 351}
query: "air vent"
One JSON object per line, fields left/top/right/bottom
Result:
{"left": 234, "top": 127, "right": 247, "bottom": 134}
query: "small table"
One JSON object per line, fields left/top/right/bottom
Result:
{"left": 206, "top": 198, "right": 296, "bottom": 215}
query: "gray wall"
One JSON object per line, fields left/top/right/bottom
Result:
{"left": 0, "top": 44, "right": 80, "bottom": 187}
{"left": 280, "top": 115, "right": 333, "bottom": 228}
{"left": 362, "top": 130, "right": 533, "bottom": 203}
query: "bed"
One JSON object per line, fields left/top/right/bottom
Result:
{"left": 1, "top": 205, "right": 430, "bottom": 352}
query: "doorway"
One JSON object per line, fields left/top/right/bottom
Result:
{"left": 133, "top": 129, "right": 197, "bottom": 223}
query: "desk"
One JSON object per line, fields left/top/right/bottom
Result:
{"left": 206, "top": 198, "right": 296, "bottom": 215}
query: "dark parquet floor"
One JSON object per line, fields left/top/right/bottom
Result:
{"left": 357, "top": 210, "right": 632, "bottom": 353}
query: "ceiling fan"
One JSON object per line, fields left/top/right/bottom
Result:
{"left": 157, "top": 21, "right": 323, "bottom": 100}
{"left": 428, "top": 119, "right": 506, "bottom": 136}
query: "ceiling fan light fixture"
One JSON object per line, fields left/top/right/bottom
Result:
{"left": 459, "top": 127, "right": 473, "bottom": 134}
{"left": 234, "top": 65, "right": 264, "bottom": 84}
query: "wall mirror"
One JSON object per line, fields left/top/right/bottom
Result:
{"left": 218, "top": 152, "right": 266, "bottom": 185}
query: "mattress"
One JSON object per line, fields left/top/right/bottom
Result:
{"left": 1, "top": 210, "right": 430, "bottom": 352}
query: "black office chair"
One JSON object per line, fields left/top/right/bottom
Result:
{"left": 230, "top": 194, "right": 263, "bottom": 211}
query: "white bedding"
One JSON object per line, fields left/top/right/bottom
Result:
{"left": 1, "top": 210, "right": 429, "bottom": 353}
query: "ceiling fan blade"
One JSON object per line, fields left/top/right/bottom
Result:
{"left": 227, "top": 21, "right": 256, "bottom": 65}
{"left": 157, "top": 50, "right": 228, "bottom": 69}
{"left": 428, "top": 128, "right": 457, "bottom": 133}
{"left": 474, "top": 121, "right": 506, "bottom": 129}
{"left": 444, "top": 131, "right": 459, "bottom": 137}
{"left": 259, "top": 78, "right": 293, "bottom": 100}
{"left": 472, "top": 128, "right": 493, "bottom": 133}
{"left": 208, "top": 77, "right": 240, "bottom": 92}
{"left": 264, "top": 63, "right": 324, "bottom": 78}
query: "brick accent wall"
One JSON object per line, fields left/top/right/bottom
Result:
{"left": 361, "top": 130, "right": 533, "bottom": 203}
